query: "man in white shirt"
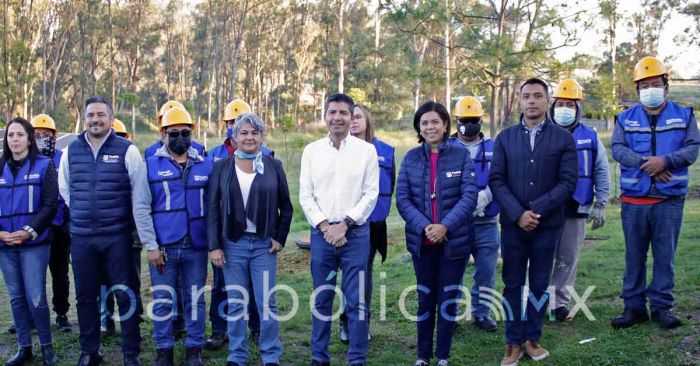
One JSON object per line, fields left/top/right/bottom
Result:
{"left": 299, "top": 93, "right": 379, "bottom": 366}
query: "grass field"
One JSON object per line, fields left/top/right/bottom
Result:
{"left": 0, "top": 129, "right": 698, "bottom": 365}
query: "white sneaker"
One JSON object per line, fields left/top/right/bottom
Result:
{"left": 414, "top": 359, "right": 429, "bottom": 366}
{"left": 437, "top": 360, "right": 449, "bottom": 366}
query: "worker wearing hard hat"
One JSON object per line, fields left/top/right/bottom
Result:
{"left": 144, "top": 100, "right": 206, "bottom": 159}
{"left": 611, "top": 57, "right": 699, "bottom": 330}
{"left": 208, "top": 99, "right": 274, "bottom": 162}
{"left": 447, "top": 96, "right": 501, "bottom": 333}
{"left": 30, "top": 114, "right": 73, "bottom": 336}
{"left": 548, "top": 79, "right": 610, "bottom": 321}
{"left": 113, "top": 119, "right": 131, "bottom": 140}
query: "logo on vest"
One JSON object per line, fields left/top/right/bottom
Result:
{"left": 157, "top": 170, "right": 174, "bottom": 177}
{"left": 577, "top": 139, "right": 592, "bottom": 145}
{"left": 378, "top": 156, "right": 385, "bottom": 162}
{"left": 485, "top": 152, "right": 493, "bottom": 157}
{"left": 193, "top": 175, "right": 208, "bottom": 182}
{"left": 446, "top": 171, "right": 462, "bottom": 178}
{"left": 0, "top": 178, "right": 5, "bottom": 185}
{"left": 624, "top": 120, "right": 640, "bottom": 127}
{"left": 666, "top": 118, "right": 684, "bottom": 125}
{"left": 213, "top": 157, "right": 223, "bottom": 162}
{"left": 23, "top": 173, "right": 40, "bottom": 180}
{"left": 102, "top": 155, "right": 120, "bottom": 163}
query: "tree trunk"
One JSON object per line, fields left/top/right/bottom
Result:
{"left": 337, "top": 0, "right": 344, "bottom": 93}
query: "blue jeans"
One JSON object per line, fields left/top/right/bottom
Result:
{"left": 0, "top": 245, "right": 52, "bottom": 347}
{"left": 210, "top": 265, "right": 260, "bottom": 336}
{"left": 310, "top": 224, "right": 369, "bottom": 364}
{"left": 412, "top": 244, "right": 468, "bottom": 361}
{"left": 71, "top": 233, "right": 140, "bottom": 356}
{"left": 469, "top": 222, "right": 500, "bottom": 318}
{"left": 620, "top": 197, "right": 685, "bottom": 312}
{"left": 501, "top": 225, "right": 561, "bottom": 345}
{"left": 221, "top": 234, "right": 282, "bottom": 365}
{"left": 148, "top": 246, "right": 208, "bottom": 349}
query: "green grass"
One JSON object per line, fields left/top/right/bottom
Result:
{"left": 0, "top": 130, "right": 698, "bottom": 365}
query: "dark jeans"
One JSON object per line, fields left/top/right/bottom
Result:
{"left": 210, "top": 265, "right": 260, "bottom": 336}
{"left": 102, "top": 246, "right": 144, "bottom": 329}
{"left": 49, "top": 224, "right": 71, "bottom": 317}
{"left": 412, "top": 244, "right": 468, "bottom": 361}
{"left": 620, "top": 197, "right": 685, "bottom": 312}
{"left": 72, "top": 233, "right": 141, "bottom": 356}
{"left": 501, "top": 225, "right": 561, "bottom": 345}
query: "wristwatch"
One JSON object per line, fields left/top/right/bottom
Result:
{"left": 22, "top": 225, "right": 38, "bottom": 240}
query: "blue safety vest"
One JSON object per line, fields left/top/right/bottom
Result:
{"left": 146, "top": 155, "right": 213, "bottom": 249}
{"left": 0, "top": 156, "right": 52, "bottom": 247}
{"left": 368, "top": 138, "right": 395, "bottom": 222}
{"left": 209, "top": 140, "right": 274, "bottom": 162}
{"left": 448, "top": 135, "right": 500, "bottom": 218}
{"left": 571, "top": 124, "right": 597, "bottom": 205}
{"left": 51, "top": 150, "right": 66, "bottom": 226}
{"left": 145, "top": 140, "right": 206, "bottom": 159}
{"left": 616, "top": 101, "right": 692, "bottom": 197}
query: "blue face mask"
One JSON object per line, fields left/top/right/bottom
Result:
{"left": 639, "top": 87, "right": 665, "bottom": 108}
{"left": 226, "top": 127, "right": 234, "bottom": 140}
{"left": 553, "top": 107, "right": 577, "bottom": 127}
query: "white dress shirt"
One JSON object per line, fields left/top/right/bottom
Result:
{"left": 299, "top": 133, "right": 379, "bottom": 227}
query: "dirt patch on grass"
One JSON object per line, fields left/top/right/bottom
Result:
{"left": 583, "top": 235, "right": 610, "bottom": 248}
{"left": 678, "top": 325, "right": 700, "bottom": 365}
{"left": 278, "top": 247, "right": 311, "bottom": 275}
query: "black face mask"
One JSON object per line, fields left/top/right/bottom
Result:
{"left": 36, "top": 136, "right": 56, "bottom": 157}
{"left": 168, "top": 135, "right": 191, "bottom": 155}
{"left": 458, "top": 122, "right": 481, "bottom": 138}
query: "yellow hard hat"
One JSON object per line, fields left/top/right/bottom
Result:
{"left": 223, "top": 99, "right": 252, "bottom": 121}
{"left": 553, "top": 79, "right": 584, "bottom": 100}
{"left": 113, "top": 119, "right": 130, "bottom": 139}
{"left": 633, "top": 56, "right": 668, "bottom": 82}
{"left": 161, "top": 107, "right": 194, "bottom": 130}
{"left": 454, "top": 96, "right": 484, "bottom": 118}
{"left": 30, "top": 114, "right": 57, "bottom": 132}
{"left": 157, "top": 100, "right": 185, "bottom": 126}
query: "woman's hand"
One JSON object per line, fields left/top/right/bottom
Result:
{"left": 269, "top": 239, "right": 284, "bottom": 254}
{"left": 425, "top": 224, "right": 448, "bottom": 243}
{"left": 0, "top": 231, "right": 14, "bottom": 245}
{"left": 210, "top": 249, "right": 226, "bottom": 268}
{"left": 6, "top": 230, "right": 31, "bottom": 245}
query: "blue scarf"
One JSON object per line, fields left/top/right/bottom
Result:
{"left": 234, "top": 149, "right": 264, "bottom": 174}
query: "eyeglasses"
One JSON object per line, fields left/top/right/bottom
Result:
{"left": 167, "top": 129, "right": 191, "bottom": 138}
{"left": 456, "top": 118, "right": 481, "bottom": 125}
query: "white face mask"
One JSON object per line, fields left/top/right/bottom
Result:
{"left": 639, "top": 87, "right": 665, "bottom": 108}
{"left": 553, "top": 107, "right": 577, "bottom": 126}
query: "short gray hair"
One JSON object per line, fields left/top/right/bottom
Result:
{"left": 232, "top": 112, "right": 266, "bottom": 137}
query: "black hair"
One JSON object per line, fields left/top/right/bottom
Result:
{"left": 413, "top": 101, "right": 451, "bottom": 143}
{"left": 85, "top": 95, "right": 114, "bottom": 117}
{"left": 324, "top": 93, "right": 355, "bottom": 115}
{"left": 2, "top": 117, "right": 41, "bottom": 170}
{"left": 635, "top": 74, "right": 669, "bottom": 91}
{"left": 520, "top": 78, "right": 549, "bottom": 96}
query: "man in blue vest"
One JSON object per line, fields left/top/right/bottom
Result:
{"left": 548, "top": 79, "right": 610, "bottom": 321}
{"left": 145, "top": 107, "right": 211, "bottom": 366}
{"left": 58, "top": 96, "right": 158, "bottom": 366}
{"left": 144, "top": 100, "right": 206, "bottom": 159}
{"left": 611, "top": 57, "right": 699, "bottom": 329}
{"left": 204, "top": 98, "right": 267, "bottom": 349}
{"left": 30, "top": 114, "right": 74, "bottom": 334}
{"left": 448, "top": 96, "right": 501, "bottom": 332}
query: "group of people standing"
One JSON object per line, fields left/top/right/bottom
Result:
{"left": 0, "top": 55, "right": 697, "bottom": 366}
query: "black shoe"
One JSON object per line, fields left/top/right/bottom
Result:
{"left": 184, "top": 347, "right": 203, "bottom": 366}
{"left": 204, "top": 333, "right": 228, "bottom": 350}
{"left": 473, "top": 316, "right": 498, "bottom": 332}
{"left": 41, "top": 345, "right": 58, "bottom": 366}
{"left": 6, "top": 324, "right": 16, "bottom": 334}
{"left": 56, "top": 315, "right": 73, "bottom": 332}
{"left": 76, "top": 353, "right": 102, "bottom": 366}
{"left": 611, "top": 307, "right": 649, "bottom": 329}
{"left": 101, "top": 320, "right": 116, "bottom": 337}
{"left": 152, "top": 348, "right": 174, "bottom": 366}
{"left": 225, "top": 363, "right": 240, "bottom": 366}
{"left": 123, "top": 354, "right": 140, "bottom": 366}
{"left": 264, "top": 364, "right": 280, "bottom": 366}
{"left": 5, "top": 346, "right": 32, "bottom": 366}
{"left": 350, "top": 363, "right": 366, "bottom": 366}
{"left": 173, "top": 318, "right": 186, "bottom": 339}
{"left": 310, "top": 360, "right": 330, "bottom": 366}
{"left": 553, "top": 306, "right": 571, "bottom": 322}
{"left": 250, "top": 330, "right": 260, "bottom": 344}
{"left": 339, "top": 320, "right": 349, "bottom": 345}
{"left": 651, "top": 309, "right": 682, "bottom": 329}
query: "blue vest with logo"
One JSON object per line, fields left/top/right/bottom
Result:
{"left": 571, "top": 124, "right": 597, "bottom": 205}
{"left": 616, "top": 101, "right": 692, "bottom": 197}
{"left": 145, "top": 140, "right": 206, "bottom": 159}
{"left": 51, "top": 150, "right": 66, "bottom": 226}
{"left": 0, "top": 156, "right": 52, "bottom": 247}
{"left": 449, "top": 136, "right": 500, "bottom": 218}
{"left": 68, "top": 131, "right": 132, "bottom": 235}
{"left": 209, "top": 140, "right": 274, "bottom": 162}
{"left": 146, "top": 155, "right": 212, "bottom": 249}
{"left": 368, "top": 138, "right": 395, "bottom": 222}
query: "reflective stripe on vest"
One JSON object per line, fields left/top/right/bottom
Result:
{"left": 616, "top": 101, "right": 691, "bottom": 197}
{"left": 51, "top": 150, "right": 66, "bottom": 226}
{"left": 572, "top": 124, "right": 596, "bottom": 205}
{"left": 0, "top": 157, "right": 51, "bottom": 247}
{"left": 369, "top": 138, "right": 395, "bottom": 222}
{"left": 146, "top": 155, "right": 213, "bottom": 249}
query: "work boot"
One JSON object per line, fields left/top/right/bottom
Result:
{"left": 473, "top": 316, "right": 498, "bottom": 332}
{"left": 5, "top": 346, "right": 32, "bottom": 366}
{"left": 184, "top": 347, "right": 203, "bottom": 366}
{"left": 523, "top": 340, "right": 549, "bottom": 361}
{"left": 76, "top": 352, "right": 102, "bottom": 366}
{"left": 500, "top": 344, "right": 523, "bottom": 366}
{"left": 651, "top": 309, "right": 682, "bottom": 329}
{"left": 339, "top": 320, "right": 349, "bottom": 345}
{"left": 204, "top": 332, "right": 227, "bottom": 350}
{"left": 152, "top": 349, "right": 173, "bottom": 366}
{"left": 553, "top": 306, "right": 571, "bottom": 322}
{"left": 611, "top": 307, "right": 649, "bottom": 329}
{"left": 56, "top": 315, "right": 73, "bottom": 332}
{"left": 41, "top": 345, "right": 58, "bottom": 366}
{"left": 123, "top": 354, "right": 140, "bottom": 366}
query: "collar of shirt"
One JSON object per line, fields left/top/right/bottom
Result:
{"left": 521, "top": 117, "right": 546, "bottom": 133}
{"left": 326, "top": 132, "right": 351, "bottom": 149}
